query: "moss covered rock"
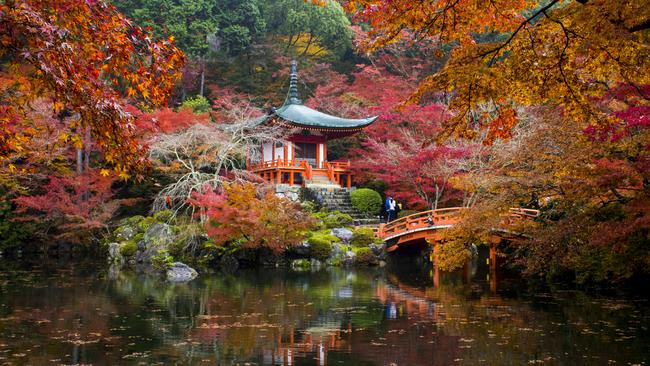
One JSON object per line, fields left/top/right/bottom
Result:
{"left": 351, "top": 227, "right": 382, "bottom": 248}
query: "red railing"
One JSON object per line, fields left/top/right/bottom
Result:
{"left": 329, "top": 160, "right": 351, "bottom": 170}
{"left": 379, "top": 208, "right": 464, "bottom": 239}
{"left": 301, "top": 160, "right": 313, "bottom": 180}
{"left": 249, "top": 159, "right": 299, "bottom": 171}
{"left": 378, "top": 207, "right": 540, "bottom": 240}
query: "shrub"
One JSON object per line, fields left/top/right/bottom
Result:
{"left": 351, "top": 227, "right": 381, "bottom": 247}
{"left": 351, "top": 188, "right": 382, "bottom": 216}
{"left": 120, "top": 240, "right": 137, "bottom": 257}
{"left": 180, "top": 95, "right": 211, "bottom": 114}
{"left": 308, "top": 230, "right": 339, "bottom": 260}
{"left": 313, "top": 210, "right": 353, "bottom": 229}
{"left": 355, "top": 247, "right": 377, "bottom": 266}
{"left": 309, "top": 239, "right": 333, "bottom": 261}
{"left": 190, "top": 183, "right": 315, "bottom": 253}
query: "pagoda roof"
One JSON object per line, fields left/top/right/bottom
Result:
{"left": 270, "top": 103, "right": 377, "bottom": 129}
{"left": 253, "top": 61, "right": 377, "bottom": 131}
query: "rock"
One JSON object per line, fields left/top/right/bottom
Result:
{"left": 330, "top": 243, "right": 343, "bottom": 257}
{"left": 368, "top": 243, "right": 384, "bottom": 256}
{"left": 331, "top": 228, "right": 353, "bottom": 243}
{"left": 294, "top": 242, "right": 311, "bottom": 256}
{"left": 107, "top": 242, "right": 123, "bottom": 263}
{"left": 291, "top": 259, "right": 311, "bottom": 270}
{"left": 310, "top": 259, "right": 322, "bottom": 269}
{"left": 378, "top": 260, "right": 387, "bottom": 267}
{"left": 144, "top": 223, "right": 175, "bottom": 246}
{"left": 117, "top": 226, "right": 135, "bottom": 240}
{"left": 341, "top": 250, "right": 356, "bottom": 266}
{"left": 166, "top": 262, "right": 198, "bottom": 282}
{"left": 219, "top": 254, "right": 239, "bottom": 273}
{"left": 136, "top": 223, "right": 175, "bottom": 264}
{"left": 368, "top": 243, "right": 386, "bottom": 260}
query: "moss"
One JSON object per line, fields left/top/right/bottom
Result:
{"left": 351, "top": 227, "right": 381, "bottom": 248}
{"left": 153, "top": 210, "right": 174, "bottom": 223}
{"left": 308, "top": 230, "right": 338, "bottom": 260}
{"left": 124, "top": 215, "right": 145, "bottom": 226}
{"left": 313, "top": 210, "right": 353, "bottom": 229}
{"left": 151, "top": 250, "right": 174, "bottom": 270}
{"left": 350, "top": 188, "right": 382, "bottom": 216}
{"left": 137, "top": 217, "right": 156, "bottom": 232}
{"left": 120, "top": 240, "right": 137, "bottom": 257}
{"left": 355, "top": 247, "right": 377, "bottom": 266}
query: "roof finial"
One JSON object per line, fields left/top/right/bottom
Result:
{"left": 288, "top": 60, "right": 302, "bottom": 105}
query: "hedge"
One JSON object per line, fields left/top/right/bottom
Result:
{"left": 350, "top": 188, "right": 382, "bottom": 216}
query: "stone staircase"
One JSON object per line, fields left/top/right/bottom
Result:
{"left": 309, "top": 187, "right": 380, "bottom": 227}
{"left": 306, "top": 174, "right": 341, "bottom": 189}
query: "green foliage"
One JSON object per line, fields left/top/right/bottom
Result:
{"left": 312, "top": 210, "right": 353, "bottom": 229}
{"left": 307, "top": 230, "right": 339, "bottom": 260}
{"left": 180, "top": 95, "right": 211, "bottom": 114}
{"left": 308, "top": 240, "right": 332, "bottom": 261}
{"left": 120, "top": 240, "right": 137, "bottom": 257}
{"left": 350, "top": 188, "right": 382, "bottom": 216}
{"left": 355, "top": 247, "right": 377, "bottom": 266}
{"left": 351, "top": 227, "right": 381, "bottom": 248}
{"left": 114, "top": 0, "right": 265, "bottom": 57}
{"left": 151, "top": 250, "right": 175, "bottom": 270}
{"left": 300, "top": 200, "right": 317, "bottom": 213}
{"left": 569, "top": 230, "right": 650, "bottom": 284}
{"left": 0, "top": 200, "right": 32, "bottom": 251}
{"left": 153, "top": 210, "right": 174, "bottom": 223}
{"left": 262, "top": 0, "right": 352, "bottom": 57}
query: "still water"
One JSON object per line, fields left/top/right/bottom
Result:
{"left": 0, "top": 259, "right": 648, "bottom": 366}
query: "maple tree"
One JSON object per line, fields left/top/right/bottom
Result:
{"left": 309, "top": 63, "right": 477, "bottom": 209}
{"left": 12, "top": 169, "right": 133, "bottom": 243}
{"left": 346, "top": 0, "right": 650, "bottom": 141}
{"left": 0, "top": 0, "right": 184, "bottom": 177}
{"left": 190, "top": 183, "right": 314, "bottom": 252}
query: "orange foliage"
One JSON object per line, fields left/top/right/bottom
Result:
{"left": 0, "top": 0, "right": 184, "bottom": 177}
{"left": 190, "top": 183, "right": 314, "bottom": 252}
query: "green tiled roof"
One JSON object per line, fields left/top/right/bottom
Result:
{"left": 252, "top": 60, "right": 377, "bottom": 130}
{"left": 273, "top": 104, "right": 377, "bottom": 129}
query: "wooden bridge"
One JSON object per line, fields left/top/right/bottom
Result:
{"left": 377, "top": 207, "right": 540, "bottom": 252}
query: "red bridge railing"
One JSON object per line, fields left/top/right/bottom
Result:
{"left": 378, "top": 207, "right": 539, "bottom": 241}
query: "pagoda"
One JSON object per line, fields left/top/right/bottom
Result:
{"left": 247, "top": 61, "right": 377, "bottom": 188}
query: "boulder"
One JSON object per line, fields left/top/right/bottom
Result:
{"left": 368, "top": 243, "right": 386, "bottom": 260}
{"left": 135, "top": 223, "right": 175, "bottom": 265}
{"left": 166, "top": 262, "right": 198, "bottom": 282}
{"left": 107, "top": 242, "right": 123, "bottom": 263}
{"left": 310, "top": 259, "right": 323, "bottom": 269}
{"left": 116, "top": 226, "right": 135, "bottom": 241}
{"left": 341, "top": 250, "right": 356, "bottom": 266}
{"left": 331, "top": 228, "right": 353, "bottom": 243}
{"left": 294, "top": 242, "right": 311, "bottom": 256}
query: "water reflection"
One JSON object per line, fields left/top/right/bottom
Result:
{"left": 0, "top": 260, "right": 648, "bottom": 365}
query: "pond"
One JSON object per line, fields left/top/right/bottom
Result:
{"left": 0, "top": 258, "right": 648, "bottom": 365}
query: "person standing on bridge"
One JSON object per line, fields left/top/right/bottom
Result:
{"left": 385, "top": 196, "right": 397, "bottom": 222}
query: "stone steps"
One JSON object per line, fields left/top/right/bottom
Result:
{"left": 306, "top": 187, "right": 380, "bottom": 226}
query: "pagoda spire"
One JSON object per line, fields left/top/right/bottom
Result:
{"left": 288, "top": 60, "right": 302, "bottom": 105}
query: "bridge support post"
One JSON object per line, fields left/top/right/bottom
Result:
{"left": 489, "top": 243, "right": 497, "bottom": 294}
{"left": 463, "top": 260, "right": 471, "bottom": 284}
{"left": 432, "top": 242, "right": 440, "bottom": 288}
